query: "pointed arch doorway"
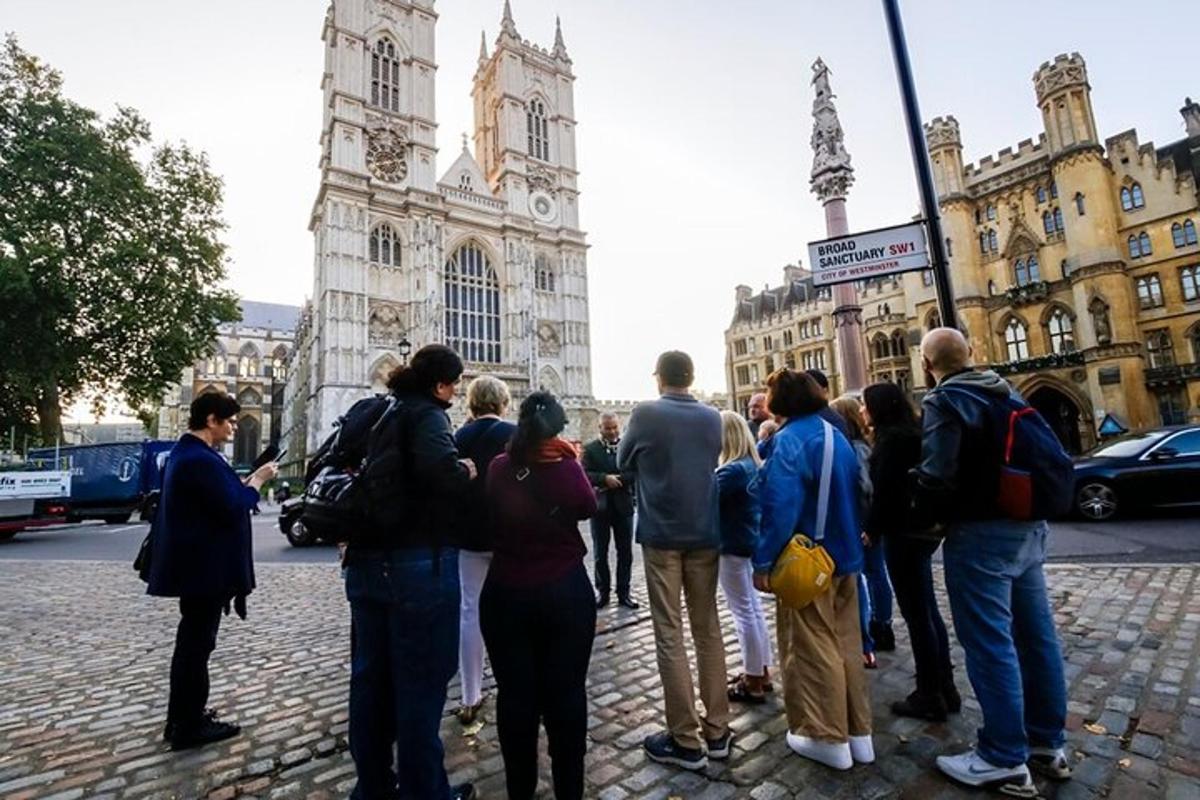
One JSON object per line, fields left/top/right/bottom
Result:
{"left": 1028, "top": 386, "right": 1083, "bottom": 455}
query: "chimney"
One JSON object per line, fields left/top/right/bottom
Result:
{"left": 735, "top": 284, "right": 753, "bottom": 303}
{"left": 783, "top": 263, "right": 806, "bottom": 284}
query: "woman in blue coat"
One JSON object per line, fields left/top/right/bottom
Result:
{"left": 716, "top": 411, "right": 772, "bottom": 703}
{"left": 752, "top": 369, "right": 871, "bottom": 771}
{"left": 148, "top": 391, "right": 277, "bottom": 750}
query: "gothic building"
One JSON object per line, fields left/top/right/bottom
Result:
{"left": 157, "top": 301, "right": 301, "bottom": 468}
{"left": 282, "top": 0, "right": 595, "bottom": 464}
{"left": 726, "top": 53, "right": 1200, "bottom": 452}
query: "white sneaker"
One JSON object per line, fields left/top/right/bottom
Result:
{"left": 786, "top": 732, "right": 853, "bottom": 771}
{"left": 936, "top": 750, "right": 1037, "bottom": 797}
{"left": 1028, "top": 746, "right": 1072, "bottom": 780}
{"left": 849, "top": 734, "right": 875, "bottom": 764}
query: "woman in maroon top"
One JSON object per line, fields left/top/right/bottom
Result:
{"left": 481, "top": 391, "right": 598, "bottom": 800}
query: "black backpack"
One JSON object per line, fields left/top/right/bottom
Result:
{"left": 300, "top": 395, "right": 393, "bottom": 542}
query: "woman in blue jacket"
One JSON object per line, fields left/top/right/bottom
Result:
{"left": 148, "top": 391, "right": 277, "bottom": 750}
{"left": 752, "top": 369, "right": 872, "bottom": 772}
{"left": 716, "top": 411, "right": 772, "bottom": 703}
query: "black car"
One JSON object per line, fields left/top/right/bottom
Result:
{"left": 1073, "top": 425, "right": 1200, "bottom": 521}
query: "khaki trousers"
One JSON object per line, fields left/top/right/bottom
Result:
{"left": 643, "top": 546, "right": 731, "bottom": 750}
{"left": 777, "top": 573, "right": 872, "bottom": 742}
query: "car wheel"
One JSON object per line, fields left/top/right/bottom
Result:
{"left": 286, "top": 520, "right": 318, "bottom": 547}
{"left": 1077, "top": 481, "right": 1118, "bottom": 521}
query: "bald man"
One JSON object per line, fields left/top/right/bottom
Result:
{"left": 746, "top": 393, "right": 769, "bottom": 438}
{"left": 913, "top": 328, "right": 1069, "bottom": 793}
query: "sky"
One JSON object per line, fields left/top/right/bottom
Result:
{"left": 4, "top": 0, "right": 1197, "bottom": 406}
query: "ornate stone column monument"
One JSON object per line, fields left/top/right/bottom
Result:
{"left": 809, "top": 59, "right": 868, "bottom": 393}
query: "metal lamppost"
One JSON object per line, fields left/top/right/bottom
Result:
{"left": 881, "top": 0, "right": 959, "bottom": 330}
{"left": 398, "top": 336, "right": 413, "bottom": 365}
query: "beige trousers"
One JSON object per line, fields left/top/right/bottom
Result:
{"left": 643, "top": 546, "right": 731, "bottom": 750}
{"left": 777, "top": 573, "right": 872, "bottom": 742}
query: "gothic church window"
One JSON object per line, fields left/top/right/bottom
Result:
{"left": 1181, "top": 265, "right": 1200, "bottom": 302}
{"left": 370, "top": 224, "right": 401, "bottom": 268}
{"left": 1036, "top": 186, "right": 1047, "bottom": 204}
{"left": 1139, "top": 231, "right": 1152, "bottom": 257}
{"left": 1047, "top": 308, "right": 1075, "bottom": 354}
{"left": 526, "top": 98, "right": 550, "bottom": 161}
{"left": 238, "top": 344, "right": 260, "bottom": 378}
{"left": 1146, "top": 330, "right": 1174, "bottom": 368}
{"left": 371, "top": 39, "right": 401, "bottom": 112}
{"left": 444, "top": 242, "right": 501, "bottom": 364}
{"left": 1004, "top": 318, "right": 1029, "bottom": 362}
{"left": 535, "top": 254, "right": 556, "bottom": 292}
{"left": 1173, "top": 220, "right": 1198, "bottom": 248}
{"left": 1136, "top": 274, "right": 1164, "bottom": 309}
{"left": 1121, "top": 183, "right": 1145, "bottom": 212}
{"left": 1128, "top": 235, "right": 1143, "bottom": 259}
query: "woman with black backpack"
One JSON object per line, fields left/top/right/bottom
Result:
{"left": 343, "top": 344, "right": 477, "bottom": 800}
{"left": 862, "top": 382, "right": 960, "bottom": 722}
{"left": 481, "top": 391, "right": 598, "bottom": 800}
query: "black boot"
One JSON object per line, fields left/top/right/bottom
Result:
{"left": 870, "top": 621, "right": 896, "bottom": 652}
{"left": 891, "top": 690, "right": 948, "bottom": 722}
{"left": 941, "top": 680, "right": 962, "bottom": 714}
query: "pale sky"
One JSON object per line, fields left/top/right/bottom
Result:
{"left": 4, "top": 0, "right": 1196, "bottom": 405}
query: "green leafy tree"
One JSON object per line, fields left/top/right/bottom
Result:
{"left": 0, "top": 36, "right": 239, "bottom": 443}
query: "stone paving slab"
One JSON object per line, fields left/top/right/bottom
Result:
{"left": 0, "top": 558, "right": 1198, "bottom": 799}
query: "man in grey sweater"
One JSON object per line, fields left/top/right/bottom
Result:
{"left": 618, "top": 351, "right": 731, "bottom": 771}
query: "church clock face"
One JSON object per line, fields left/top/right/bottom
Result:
{"left": 366, "top": 128, "right": 408, "bottom": 183}
{"left": 529, "top": 190, "right": 557, "bottom": 223}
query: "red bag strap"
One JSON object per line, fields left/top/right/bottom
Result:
{"left": 1005, "top": 407, "right": 1037, "bottom": 464}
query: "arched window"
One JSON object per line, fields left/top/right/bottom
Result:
{"left": 1047, "top": 308, "right": 1075, "bottom": 354}
{"left": 370, "top": 224, "right": 401, "bottom": 267}
{"left": 1139, "top": 231, "right": 1152, "bottom": 256}
{"left": 1136, "top": 274, "right": 1164, "bottom": 309}
{"left": 238, "top": 344, "right": 259, "bottom": 378}
{"left": 1145, "top": 330, "right": 1174, "bottom": 368}
{"left": 444, "top": 242, "right": 501, "bottom": 364}
{"left": 1174, "top": 222, "right": 1186, "bottom": 248}
{"left": 526, "top": 98, "right": 549, "bottom": 161}
{"left": 1186, "top": 219, "right": 1198, "bottom": 246}
{"left": 1004, "top": 318, "right": 1029, "bottom": 362}
{"left": 1027, "top": 255, "right": 1041, "bottom": 283}
{"left": 872, "top": 334, "right": 888, "bottom": 361}
{"left": 988, "top": 229, "right": 998, "bottom": 253}
{"left": 926, "top": 311, "right": 942, "bottom": 331}
{"left": 1043, "top": 211, "right": 1054, "bottom": 235}
{"left": 1075, "top": 192, "right": 1086, "bottom": 216}
{"left": 979, "top": 231, "right": 988, "bottom": 254}
{"left": 1050, "top": 181, "right": 1058, "bottom": 199}
{"left": 890, "top": 331, "right": 907, "bottom": 357}
{"left": 270, "top": 346, "right": 288, "bottom": 382}
{"left": 1036, "top": 186, "right": 1047, "bottom": 204}
{"left": 1121, "top": 187, "right": 1133, "bottom": 211}
{"left": 986, "top": 204, "right": 996, "bottom": 221}
{"left": 1182, "top": 265, "right": 1200, "bottom": 302}
{"left": 974, "top": 208, "right": 982, "bottom": 225}
{"left": 458, "top": 173, "right": 474, "bottom": 192}
{"left": 233, "top": 415, "right": 261, "bottom": 468}
{"left": 1128, "top": 234, "right": 1142, "bottom": 259}
{"left": 1054, "top": 207, "right": 1064, "bottom": 232}
{"left": 534, "top": 253, "right": 556, "bottom": 292}
{"left": 945, "top": 236, "right": 953, "bottom": 258}
{"left": 371, "top": 38, "right": 401, "bottom": 112}
{"left": 1131, "top": 183, "right": 1145, "bottom": 209}
{"left": 1015, "top": 259, "right": 1029, "bottom": 286}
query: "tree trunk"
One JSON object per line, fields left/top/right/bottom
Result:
{"left": 36, "top": 378, "right": 62, "bottom": 446}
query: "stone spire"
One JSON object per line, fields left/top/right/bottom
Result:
{"left": 1183, "top": 97, "right": 1200, "bottom": 138}
{"left": 479, "top": 29, "right": 489, "bottom": 63}
{"left": 553, "top": 16, "right": 570, "bottom": 61}
{"left": 500, "top": 0, "right": 519, "bottom": 38}
{"left": 809, "top": 58, "right": 855, "bottom": 204}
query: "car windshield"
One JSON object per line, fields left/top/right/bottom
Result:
{"left": 1088, "top": 430, "right": 1172, "bottom": 458}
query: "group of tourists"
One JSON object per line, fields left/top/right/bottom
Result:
{"left": 145, "top": 327, "right": 1072, "bottom": 800}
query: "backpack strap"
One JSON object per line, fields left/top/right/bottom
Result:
{"left": 937, "top": 384, "right": 1031, "bottom": 466}
{"left": 814, "top": 420, "right": 835, "bottom": 542}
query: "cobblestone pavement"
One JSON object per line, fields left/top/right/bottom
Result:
{"left": 1, "top": 558, "right": 1198, "bottom": 799}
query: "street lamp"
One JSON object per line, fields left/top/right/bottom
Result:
{"left": 398, "top": 335, "right": 412, "bottom": 365}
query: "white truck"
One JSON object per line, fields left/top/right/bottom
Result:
{"left": 0, "top": 470, "right": 72, "bottom": 541}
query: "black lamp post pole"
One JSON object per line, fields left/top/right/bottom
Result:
{"left": 881, "top": 0, "right": 958, "bottom": 330}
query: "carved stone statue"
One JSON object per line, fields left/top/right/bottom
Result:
{"left": 810, "top": 57, "right": 854, "bottom": 202}
{"left": 1089, "top": 297, "right": 1112, "bottom": 345}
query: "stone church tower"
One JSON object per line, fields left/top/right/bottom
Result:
{"left": 284, "top": 0, "right": 594, "bottom": 458}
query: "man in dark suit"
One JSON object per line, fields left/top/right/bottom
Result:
{"left": 148, "top": 392, "right": 277, "bottom": 750}
{"left": 581, "top": 412, "right": 638, "bottom": 609}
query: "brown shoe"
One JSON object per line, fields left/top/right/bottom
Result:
{"left": 457, "top": 701, "right": 484, "bottom": 725}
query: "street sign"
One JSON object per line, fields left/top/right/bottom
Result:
{"left": 0, "top": 471, "right": 72, "bottom": 500}
{"left": 808, "top": 221, "right": 930, "bottom": 287}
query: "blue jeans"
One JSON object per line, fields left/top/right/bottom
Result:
{"left": 943, "top": 521, "right": 1066, "bottom": 767}
{"left": 345, "top": 549, "right": 460, "bottom": 800}
{"left": 862, "top": 540, "right": 893, "bottom": 625}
